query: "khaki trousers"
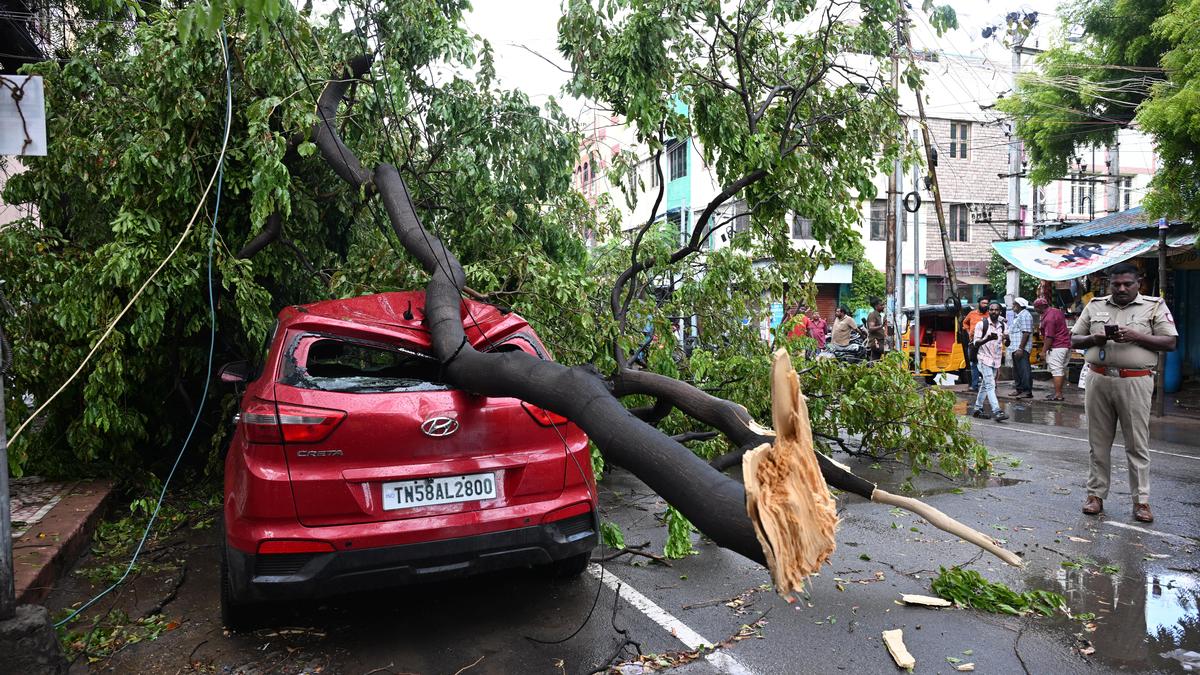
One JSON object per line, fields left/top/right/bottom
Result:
{"left": 1084, "top": 373, "right": 1153, "bottom": 502}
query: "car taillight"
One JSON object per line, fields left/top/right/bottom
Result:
{"left": 521, "top": 401, "right": 570, "bottom": 427}
{"left": 257, "top": 539, "right": 336, "bottom": 554}
{"left": 239, "top": 400, "right": 345, "bottom": 443}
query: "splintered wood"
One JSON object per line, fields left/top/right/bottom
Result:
{"left": 882, "top": 629, "right": 917, "bottom": 669}
{"left": 743, "top": 348, "right": 838, "bottom": 601}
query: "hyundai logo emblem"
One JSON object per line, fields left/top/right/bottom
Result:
{"left": 420, "top": 415, "right": 460, "bottom": 437}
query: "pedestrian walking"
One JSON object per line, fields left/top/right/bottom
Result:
{"left": 1034, "top": 297, "right": 1071, "bottom": 401}
{"left": 969, "top": 302, "right": 1009, "bottom": 421}
{"left": 962, "top": 297, "right": 990, "bottom": 392}
{"left": 1007, "top": 297, "right": 1033, "bottom": 397}
{"left": 1072, "top": 263, "right": 1177, "bottom": 523}
{"left": 830, "top": 305, "right": 859, "bottom": 347}
{"left": 866, "top": 298, "right": 886, "bottom": 360}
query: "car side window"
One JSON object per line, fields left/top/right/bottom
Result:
{"left": 281, "top": 334, "right": 450, "bottom": 393}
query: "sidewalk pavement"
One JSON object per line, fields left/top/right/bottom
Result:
{"left": 9, "top": 477, "right": 114, "bottom": 604}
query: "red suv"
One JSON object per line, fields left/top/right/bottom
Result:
{"left": 218, "top": 292, "right": 597, "bottom": 628}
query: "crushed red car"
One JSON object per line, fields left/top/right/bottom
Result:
{"left": 218, "top": 291, "right": 597, "bottom": 628}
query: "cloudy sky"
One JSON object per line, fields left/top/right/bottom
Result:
{"left": 462, "top": 0, "right": 1063, "bottom": 120}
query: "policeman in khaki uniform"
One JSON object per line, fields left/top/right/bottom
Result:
{"left": 1071, "top": 262, "right": 1177, "bottom": 523}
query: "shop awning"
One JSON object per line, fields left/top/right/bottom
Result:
{"left": 992, "top": 231, "right": 1195, "bottom": 281}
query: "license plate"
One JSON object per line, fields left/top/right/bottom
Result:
{"left": 382, "top": 473, "right": 497, "bottom": 510}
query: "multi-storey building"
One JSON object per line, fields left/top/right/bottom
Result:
{"left": 573, "top": 49, "right": 1159, "bottom": 313}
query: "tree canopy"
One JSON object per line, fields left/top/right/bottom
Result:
{"left": 997, "top": 0, "right": 1200, "bottom": 225}
{"left": 1, "top": 0, "right": 596, "bottom": 476}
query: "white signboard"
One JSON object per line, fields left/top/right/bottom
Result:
{"left": 0, "top": 75, "right": 47, "bottom": 156}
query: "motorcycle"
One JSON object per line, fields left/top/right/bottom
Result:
{"left": 819, "top": 332, "right": 868, "bottom": 363}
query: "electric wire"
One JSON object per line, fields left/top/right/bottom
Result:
{"left": 8, "top": 33, "right": 231, "bottom": 447}
{"left": 53, "top": 27, "right": 232, "bottom": 629}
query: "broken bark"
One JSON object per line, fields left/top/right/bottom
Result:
{"left": 310, "top": 54, "right": 1022, "bottom": 573}
{"left": 743, "top": 350, "right": 838, "bottom": 600}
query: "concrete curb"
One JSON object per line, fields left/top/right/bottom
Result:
{"left": 13, "top": 480, "right": 115, "bottom": 604}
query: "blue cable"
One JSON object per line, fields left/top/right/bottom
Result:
{"left": 55, "top": 27, "right": 232, "bottom": 629}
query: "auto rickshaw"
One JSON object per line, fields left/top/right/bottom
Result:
{"left": 899, "top": 304, "right": 967, "bottom": 378}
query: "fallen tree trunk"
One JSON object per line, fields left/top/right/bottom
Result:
{"left": 309, "top": 54, "right": 1021, "bottom": 573}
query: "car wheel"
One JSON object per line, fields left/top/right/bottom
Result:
{"left": 220, "top": 546, "right": 261, "bottom": 632}
{"left": 548, "top": 551, "right": 592, "bottom": 579}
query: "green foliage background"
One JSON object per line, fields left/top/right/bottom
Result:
{"left": 2, "top": 0, "right": 985, "bottom": 513}
{"left": 997, "top": 0, "right": 1200, "bottom": 229}
{"left": 1, "top": 2, "right": 598, "bottom": 478}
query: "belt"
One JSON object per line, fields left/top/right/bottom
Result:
{"left": 1089, "top": 364, "right": 1153, "bottom": 378}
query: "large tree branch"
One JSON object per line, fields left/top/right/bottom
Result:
{"left": 314, "top": 54, "right": 376, "bottom": 191}
{"left": 670, "top": 168, "right": 767, "bottom": 264}
{"left": 236, "top": 212, "right": 282, "bottom": 259}
{"left": 309, "top": 54, "right": 1021, "bottom": 571}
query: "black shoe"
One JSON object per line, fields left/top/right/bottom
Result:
{"left": 971, "top": 407, "right": 987, "bottom": 418}
{"left": 992, "top": 411, "right": 1009, "bottom": 421}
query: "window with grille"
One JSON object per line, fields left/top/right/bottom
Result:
{"left": 792, "top": 215, "right": 813, "bottom": 239}
{"left": 949, "top": 204, "right": 969, "bottom": 241}
{"left": 1123, "top": 176, "right": 1132, "bottom": 210}
{"left": 669, "top": 140, "right": 688, "bottom": 180}
{"left": 948, "top": 122, "right": 969, "bottom": 159}
{"left": 649, "top": 157, "right": 659, "bottom": 187}
{"left": 731, "top": 200, "right": 750, "bottom": 233}
{"left": 870, "top": 200, "right": 887, "bottom": 240}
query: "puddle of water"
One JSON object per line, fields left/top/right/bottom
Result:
{"left": 1031, "top": 559, "right": 1200, "bottom": 670}
{"left": 954, "top": 394, "right": 1194, "bottom": 444}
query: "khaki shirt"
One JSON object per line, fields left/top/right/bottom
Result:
{"left": 831, "top": 315, "right": 858, "bottom": 346}
{"left": 1070, "top": 294, "right": 1178, "bottom": 369}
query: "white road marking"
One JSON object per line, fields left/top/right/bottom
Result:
{"left": 588, "top": 564, "right": 758, "bottom": 675}
{"left": 985, "top": 425, "right": 1200, "bottom": 461}
{"left": 1103, "top": 520, "right": 1198, "bottom": 544}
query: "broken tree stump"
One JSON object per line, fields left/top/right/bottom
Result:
{"left": 743, "top": 348, "right": 838, "bottom": 601}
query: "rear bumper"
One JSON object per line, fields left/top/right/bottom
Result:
{"left": 226, "top": 512, "right": 597, "bottom": 602}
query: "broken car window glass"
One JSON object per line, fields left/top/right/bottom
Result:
{"left": 282, "top": 335, "right": 448, "bottom": 392}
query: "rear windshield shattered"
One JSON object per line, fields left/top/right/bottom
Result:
{"left": 281, "top": 335, "right": 448, "bottom": 393}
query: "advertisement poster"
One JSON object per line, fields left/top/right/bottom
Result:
{"left": 992, "top": 233, "right": 1195, "bottom": 281}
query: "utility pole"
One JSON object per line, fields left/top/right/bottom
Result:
{"left": 911, "top": 129, "right": 922, "bottom": 373}
{"left": 1106, "top": 143, "right": 1120, "bottom": 214}
{"left": 1156, "top": 216, "right": 1168, "bottom": 418}
{"left": 898, "top": 8, "right": 959, "bottom": 299}
{"left": 886, "top": 8, "right": 901, "bottom": 345}
{"left": 0, "top": 316, "right": 12, "bottom": 620}
{"left": 1005, "top": 34, "right": 1025, "bottom": 308}
{"left": 894, "top": 139, "right": 906, "bottom": 351}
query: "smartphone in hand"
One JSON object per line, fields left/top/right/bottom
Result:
{"left": 1104, "top": 324, "right": 1119, "bottom": 338}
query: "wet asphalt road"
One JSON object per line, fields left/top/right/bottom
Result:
{"left": 48, "top": 401, "right": 1200, "bottom": 674}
